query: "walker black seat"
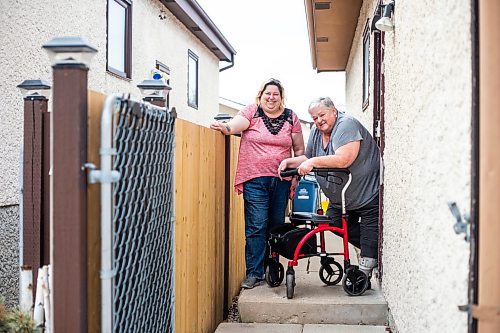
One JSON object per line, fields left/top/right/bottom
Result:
{"left": 290, "top": 212, "right": 332, "bottom": 225}
{"left": 268, "top": 223, "right": 317, "bottom": 260}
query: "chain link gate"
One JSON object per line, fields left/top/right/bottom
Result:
{"left": 96, "top": 95, "right": 176, "bottom": 333}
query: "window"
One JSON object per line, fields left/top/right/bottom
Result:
{"left": 362, "top": 21, "right": 370, "bottom": 110}
{"left": 107, "top": 0, "right": 132, "bottom": 78}
{"left": 188, "top": 50, "right": 199, "bottom": 108}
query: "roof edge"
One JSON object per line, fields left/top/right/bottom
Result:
{"left": 304, "top": 0, "right": 317, "bottom": 70}
{"left": 162, "top": 0, "right": 236, "bottom": 61}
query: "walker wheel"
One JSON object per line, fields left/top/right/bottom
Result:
{"left": 342, "top": 266, "right": 369, "bottom": 296}
{"left": 319, "top": 257, "right": 343, "bottom": 286}
{"left": 285, "top": 268, "right": 295, "bottom": 299}
{"left": 265, "top": 259, "right": 284, "bottom": 287}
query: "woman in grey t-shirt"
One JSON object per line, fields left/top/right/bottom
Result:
{"left": 279, "top": 97, "right": 380, "bottom": 279}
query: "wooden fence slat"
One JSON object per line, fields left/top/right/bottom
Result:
{"left": 214, "top": 133, "right": 226, "bottom": 324}
{"left": 174, "top": 120, "right": 245, "bottom": 333}
{"left": 87, "top": 90, "right": 106, "bottom": 333}
{"left": 229, "top": 136, "right": 246, "bottom": 304}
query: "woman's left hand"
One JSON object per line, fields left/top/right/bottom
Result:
{"left": 297, "top": 160, "right": 314, "bottom": 176}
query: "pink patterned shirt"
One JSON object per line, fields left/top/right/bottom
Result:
{"left": 234, "top": 104, "right": 302, "bottom": 194}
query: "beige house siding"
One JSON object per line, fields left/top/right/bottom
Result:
{"left": 0, "top": 0, "right": 230, "bottom": 307}
{"left": 345, "top": 1, "right": 471, "bottom": 332}
{"left": 0, "top": 0, "right": 223, "bottom": 206}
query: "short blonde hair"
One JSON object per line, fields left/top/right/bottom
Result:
{"left": 255, "top": 78, "right": 286, "bottom": 112}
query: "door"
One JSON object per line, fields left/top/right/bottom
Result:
{"left": 476, "top": 0, "right": 500, "bottom": 331}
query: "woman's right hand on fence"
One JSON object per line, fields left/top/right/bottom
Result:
{"left": 210, "top": 121, "right": 231, "bottom": 135}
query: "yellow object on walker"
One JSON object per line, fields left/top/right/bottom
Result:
{"left": 321, "top": 200, "right": 329, "bottom": 213}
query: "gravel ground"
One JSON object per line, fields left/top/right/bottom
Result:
{"left": 226, "top": 294, "right": 241, "bottom": 323}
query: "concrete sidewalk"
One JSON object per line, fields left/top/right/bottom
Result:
{"left": 238, "top": 255, "right": 387, "bottom": 325}
{"left": 216, "top": 230, "right": 389, "bottom": 331}
{"left": 215, "top": 323, "right": 388, "bottom": 333}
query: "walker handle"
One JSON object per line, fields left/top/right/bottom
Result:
{"left": 280, "top": 169, "right": 300, "bottom": 177}
{"left": 312, "top": 168, "right": 350, "bottom": 175}
{"left": 280, "top": 167, "right": 350, "bottom": 177}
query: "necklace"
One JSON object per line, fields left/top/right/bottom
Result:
{"left": 254, "top": 107, "right": 293, "bottom": 135}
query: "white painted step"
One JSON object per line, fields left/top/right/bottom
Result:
{"left": 238, "top": 233, "right": 388, "bottom": 325}
{"left": 215, "top": 323, "right": 388, "bottom": 333}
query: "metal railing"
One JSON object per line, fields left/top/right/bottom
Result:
{"left": 97, "top": 95, "right": 176, "bottom": 333}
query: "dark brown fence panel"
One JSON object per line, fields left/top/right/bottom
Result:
{"left": 52, "top": 64, "right": 89, "bottom": 333}
{"left": 22, "top": 96, "right": 49, "bottom": 298}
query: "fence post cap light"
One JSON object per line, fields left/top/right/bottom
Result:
{"left": 137, "top": 79, "right": 172, "bottom": 100}
{"left": 17, "top": 79, "right": 51, "bottom": 98}
{"left": 42, "top": 36, "right": 97, "bottom": 67}
{"left": 375, "top": 2, "right": 395, "bottom": 32}
{"left": 214, "top": 113, "right": 233, "bottom": 123}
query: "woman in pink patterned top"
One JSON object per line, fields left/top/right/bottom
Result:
{"left": 210, "top": 79, "right": 304, "bottom": 289}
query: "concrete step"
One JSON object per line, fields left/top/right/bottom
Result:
{"left": 238, "top": 233, "right": 388, "bottom": 325}
{"left": 215, "top": 323, "right": 388, "bottom": 333}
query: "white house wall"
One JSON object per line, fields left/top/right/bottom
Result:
{"left": 0, "top": 0, "right": 222, "bottom": 306}
{"left": 345, "top": 2, "right": 378, "bottom": 131}
{"left": 345, "top": 1, "right": 471, "bottom": 332}
{"left": 1, "top": 0, "right": 221, "bottom": 205}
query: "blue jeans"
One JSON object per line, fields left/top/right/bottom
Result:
{"left": 243, "top": 176, "right": 291, "bottom": 279}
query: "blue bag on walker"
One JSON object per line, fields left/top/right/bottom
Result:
{"left": 292, "top": 176, "right": 321, "bottom": 213}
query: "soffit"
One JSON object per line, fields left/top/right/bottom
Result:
{"left": 161, "top": 0, "right": 236, "bottom": 62}
{"left": 305, "top": 0, "right": 362, "bottom": 72}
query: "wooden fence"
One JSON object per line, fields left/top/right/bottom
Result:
{"left": 174, "top": 120, "right": 245, "bottom": 333}
{"left": 85, "top": 96, "right": 245, "bottom": 333}
{"left": 227, "top": 136, "right": 246, "bottom": 309}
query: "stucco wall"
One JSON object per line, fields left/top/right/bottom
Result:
{"left": 0, "top": 0, "right": 221, "bottom": 206}
{"left": 345, "top": 1, "right": 378, "bottom": 131}
{"left": 0, "top": 206, "right": 20, "bottom": 308}
{"left": 345, "top": 1, "right": 471, "bottom": 332}
{"left": 0, "top": 0, "right": 223, "bottom": 305}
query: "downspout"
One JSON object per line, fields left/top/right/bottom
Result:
{"left": 99, "top": 94, "right": 121, "bottom": 333}
{"left": 218, "top": 53, "right": 235, "bottom": 317}
{"left": 222, "top": 136, "right": 231, "bottom": 319}
{"left": 468, "top": 1, "right": 479, "bottom": 332}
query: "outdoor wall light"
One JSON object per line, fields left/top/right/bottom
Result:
{"left": 137, "top": 79, "right": 172, "bottom": 100}
{"left": 214, "top": 113, "right": 233, "bottom": 123}
{"left": 16, "top": 79, "right": 51, "bottom": 99}
{"left": 375, "top": 1, "right": 395, "bottom": 32}
{"left": 42, "top": 37, "right": 97, "bottom": 67}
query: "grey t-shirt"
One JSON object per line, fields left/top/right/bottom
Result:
{"left": 305, "top": 112, "right": 380, "bottom": 210}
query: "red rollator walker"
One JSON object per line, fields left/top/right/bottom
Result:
{"left": 265, "top": 168, "right": 370, "bottom": 299}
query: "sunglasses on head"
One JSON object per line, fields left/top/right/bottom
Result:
{"left": 265, "top": 78, "right": 281, "bottom": 85}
